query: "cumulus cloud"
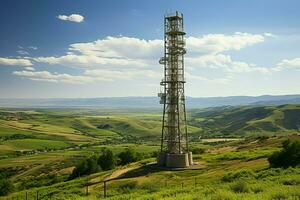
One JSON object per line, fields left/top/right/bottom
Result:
{"left": 24, "top": 66, "right": 35, "bottom": 71}
{"left": 33, "top": 37, "right": 164, "bottom": 69}
{"left": 57, "top": 14, "right": 84, "bottom": 23}
{"left": 19, "top": 32, "right": 274, "bottom": 84}
{"left": 186, "top": 32, "right": 265, "bottom": 55}
{"left": 275, "top": 57, "right": 300, "bottom": 71}
{"left": 12, "top": 68, "right": 160, "bottom": 84}
{"left": 13, "top": 70, "right": 97, "bottom": 84}
{"left": 183, "top": 32, "right": 274, "bottom": 75}
{"left": 34, "top": 55, "right": 147, "bottom": 68}
{"left": 0, "top": 57, "right": 33, "bottom": 66}
{"left": 33, "top": 33, "right": 269, "bottom": 70}
{"left": 264, "top": 32, "right": 276, "bottom": 38}
{"left": 186, "top": 54, "right": 270, "bottom": 74}
{"left": 69, "top": 36, "right": 162, "bottom": 59}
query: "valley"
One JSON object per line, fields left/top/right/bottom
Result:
{"left": 0, "top": 105, "right": 299, "bottom": 199}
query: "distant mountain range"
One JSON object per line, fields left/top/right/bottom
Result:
{"left": 0, "top": 95, "right": 300, "bottom": 108}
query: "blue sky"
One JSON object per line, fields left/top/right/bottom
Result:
{"left": 1, "top": 0, "right": 300, "bottom": 98}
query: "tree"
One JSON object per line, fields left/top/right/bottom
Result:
{"left": 268, "top": 139, "right": 300, "bottom": 168}
{"left": 86, "top": 155, "right": 101, "bottom": 174}
{"left": 70, "top": 155, "right": 101, "bottom": 179}
{"left": 0, "top": 178, "right": 14, "bottom": 196}
{"left": 118, "top": 148, "right": 138, "bottom": 165}
{"left": 98, "top": 148, "right": 116, "bottom": 170}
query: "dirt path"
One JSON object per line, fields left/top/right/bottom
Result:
{"left": 88, "top": 165, "right": 141, "bottom": 192}
{"left": 105, "top": 165, "right": 139, "bottom": 180}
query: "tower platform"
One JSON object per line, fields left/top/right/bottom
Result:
{"left": 157, "top": 152, "right": 193, "bottom": 168}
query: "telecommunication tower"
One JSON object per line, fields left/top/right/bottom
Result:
{"left": 157, "top": 11, "right": 193, "bottom": 168}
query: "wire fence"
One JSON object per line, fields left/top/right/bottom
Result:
{"left": 3, "top": 173, "right": 201, "bottom": 200}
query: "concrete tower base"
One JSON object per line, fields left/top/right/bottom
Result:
{"left": 157, "top": 152, "right": 193, "bottom": 168}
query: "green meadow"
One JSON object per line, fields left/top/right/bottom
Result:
{"left": 0, "top": 105, "right": 299, "bottom": 199}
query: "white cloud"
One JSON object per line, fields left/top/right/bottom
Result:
{"left": 17, "top": 50, "right": 29, "bottom": 55}
{"left": 69, "top": 36, "right": 162, "bottom": 59}
{"left": 24, "top": 66, "right": 35, "bottom": 71}
{"left": 34, "top": 36, "right": 163, "bottom": 68}
{"left": 264, "top": 32, "right": 276, "bottom": 38}
{"left": 12, "top": 68, "right": 160, "bottom": 84}
{"left": 0, "top": 57, "right": 33, "bottom": 66}
{"left": 13, "top": 70, "right": 97, "bottom": 84}
{"left": 33, "top": 33, "right": 269, "bottom": 70}
{"left": 28, "top": 46, "right": 38, "bottom": 50}
{"left": 57, "top": 14, "right": 84, "bottom": 23}
{"left": 275, "top": 57, "right": 300, "bottom": 71}
{"left": 186, "top": 54, "right": 270, "bottom": 74}
{"left": 186, "top": 32, "right": 265, "bottom": 55}
{"left": 34, "top": 55, "right": 147, "bottom": 68}
{"left": 19, "top": 32, "right": 274, "bottom": 84}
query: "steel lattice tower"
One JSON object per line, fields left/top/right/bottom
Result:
{"left": 157, "top": 11, "right": 193, "bottom": 168}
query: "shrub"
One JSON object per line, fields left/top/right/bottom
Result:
{"left": 268, "top": 139, "right": 300, "bottom": 168}
{"left": 222, "top": 169, "right": 256, "bottom": 182}
{"left": 256, "top": 167, "right": 300, "bottom": 179}
{"left": 98, "top": 148, "right": 116, "bottom": 170}
{"left": 252, "top": 186, "right": 263, "bottom": 193}
{"left": 118, "top": 148, "right": 140, "bottom": 165}
{"left": 21, "top": 173, "right": 61, "bottom": 189}
{"left": 230, "top": 181, "right": 249, "bottom": 193}
{"left": 0, "top": 178, "right": 14, "bottom": 196}
{"left": 151, "top": 151, "right": 159, "bottom": 158}
{"left": 257, "top": 135, "right": 270, "bottom": 143}
{"left": 191, "top": 147, "right": 206, "bottom": 154}
{"left": 70, "top": 155, "right": 101, "bottom": 179}
{"left": 271, "top": 193, "right": 288, "bottom": 200}
{"left": 281, "top": 178, "right": 300, "bottom": 186}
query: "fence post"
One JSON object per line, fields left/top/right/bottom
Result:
{"left": 86, "top": 183, "right": 89, "bottom": 196}
{"left": 194, "top": 177, "right": 197, "bottom": 188}
{"left": 25, "top": 192, "right": 28, "bottom": 200}
{"left": 36, "top": 190, "right": 39, "bottom": 200}
{"left": 103, "top": 181, "right": 107, "bottom": 198}
{"left": 181, "top": 182, "right": 184, "bottom": 188}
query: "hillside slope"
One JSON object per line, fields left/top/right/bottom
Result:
{"left": 2, "top": 135, "right": 299, "bottom": 200}
{"left": 190, "top": 104, "right": 300, "bottom": 137}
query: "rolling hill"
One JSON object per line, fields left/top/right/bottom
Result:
{"left": 2, "top": 133, "right": 299, "bottom": 200}
{"left": 190, "top": 104, "right": 300, "bottom": 137}
{"left": 0, "top": 106, "right": 299, "bottom": 199}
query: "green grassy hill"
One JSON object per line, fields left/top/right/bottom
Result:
{"left": 190, "top": 104, "right": 300, "bottom": 137}
{"left": 0, "top": 106, "right": 299, "bottom": 199}
{"left": 2, "top": 134, "right": 299, "bottom": 200}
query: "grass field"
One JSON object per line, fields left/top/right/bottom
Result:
{"left": 0, "top": 107, "right": 299, "bottom": 199}
{"left": 2, "top": 139, "right": 71, "bottom": 151}
{"left": 2, "top": 134, "right": 299, "bottom": 200}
